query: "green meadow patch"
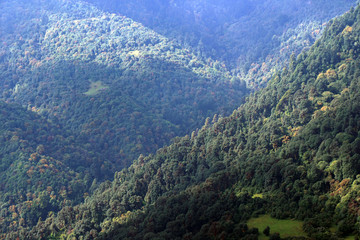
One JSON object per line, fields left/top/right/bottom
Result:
{"left": 252, "top": 193, "right": 264, "bottom": 199}
{"left": 344, "top": 236, "right": 356, "bottom": 240}
{"left": 128, "top": 50, "right": 141, "bottom": 57}
{"left": 330, "top": 225, "right": 356, "bottom": 240}
{"left": 247, "top": 214, "right": 307, "bottom": 239}
{"left": 84, "top": 81, "right": 109, "bottom": 96}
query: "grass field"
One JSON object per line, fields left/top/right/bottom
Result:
{"left": 344, "top": 236, "right": 356, "bottom": 240}
{"left": 247, "top": 214, "right": 307, "bottom": 239}
{"left": 330, "top": 225, "right": 356, "bottom": 240}
{"left": 84, "top": 81, "right": 109, "bottom": 96}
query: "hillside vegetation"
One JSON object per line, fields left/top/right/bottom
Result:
{"left": 17, "top": 4, "right": 360, "bottom": 240}
{"left": 84, "top": 0, "right": 358, "bottom": 87}
{"left": 0, "top": 0, "right": 251, "bottom": 237}
{"left": 0, "top": 0, "right": 247, "bottom": 178}
{"left": 0, "top": 101, "right": 100, "bottom": 236}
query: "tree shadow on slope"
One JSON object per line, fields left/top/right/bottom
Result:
{"left": 5, "top": 57, "right": 248, "bottom": 179}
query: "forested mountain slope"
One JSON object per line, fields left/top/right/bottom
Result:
{"left": 21, "top": 4, "right": 360, "bottom": 240}
{"left": 84, "top": 0, "right": 358, "bottom": 87}
{"left": 0, "top": 0, "right": 247, "bottom": 177}
{"left": 0, "top": 101, "right": 101, "bottom": 237}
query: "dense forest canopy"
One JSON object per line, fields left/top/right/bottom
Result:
{"left": 20, "top": 3, "right": 360, "bottom": 239}
{"left": 0, "top": 0, "right": 248, "bottom": 177}
{"left": 0, "top": 0, "right": 360, "bottom": 239}
{"left": 83, "top": 0, "right": 358, "bottom": 86}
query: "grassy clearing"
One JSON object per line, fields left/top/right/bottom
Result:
{"left": 84, "top": 81, "right": 109, "bottom": 96}
{"left": 252, "top": 193, "right": 264, "bottom": 199}
{"left": 128, "top": 50, "right": 141, "bottom": 57}
{"left": 330, "top": 226, "right": 356, "bottom": 240}
{"left": 344, "top": 236, "right": 356, "bottom": 240}
{"left": 247, "top": 214, "right": 307, "bottom": 239}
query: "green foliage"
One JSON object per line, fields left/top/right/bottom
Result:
{"left": 0, "top": 101, "right": 97, "bottom": 237}
{"left": 84, "top": 0, "right": 358, "bottom": 89}
{"left": 0, "top": 0, "right": 248, "bottom": 179}
{"left": 248, "top": 215, "right": 306, "bottom": 239}
{"left": 1, "top": 0, "right": 360, "bottom": 239}
{"left": 19, "top": 4, "right": 360, "bottom": 239}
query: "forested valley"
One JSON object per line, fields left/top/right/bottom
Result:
{"left": 0, "top": 0, "right": 360, "bottom": 239}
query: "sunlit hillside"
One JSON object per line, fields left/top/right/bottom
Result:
{"left": 0, "top": 0, "right": 359, "bottom": 239}
{"left": 21, "top": 3, "right": 360, "bottom": 240}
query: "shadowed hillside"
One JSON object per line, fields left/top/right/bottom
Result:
{"left": 0, "top": 0, "right": 247, "bottom": 178}
{"left": 19, "top": 4, "right": 360, "bottom": 240}
{"left": 84, "top": 0, "right": 358, "bottom": 87}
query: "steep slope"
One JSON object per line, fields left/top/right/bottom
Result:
{"left": 0, "top": 101, "right": 101, "bottom": 237}
{"left": 84, "top": 0, "right": 358, "bottom": 87}
{"left": 0, "top": 0, "right": 247, "bottom": 177}
{"left": 24, "top": 5, "right": 360, "bottom": 240}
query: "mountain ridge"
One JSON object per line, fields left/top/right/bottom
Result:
{"left": 19, "top": 3, "right": 360, "bottom": 240}
{"left": 83, "top": 0, "right": 359, "bottom": 87}
{"left": 0, "top": 0, "right": 247, "bottom": 177}
{"left": 1, "top": 0, "right": 360, "bottom": 239}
